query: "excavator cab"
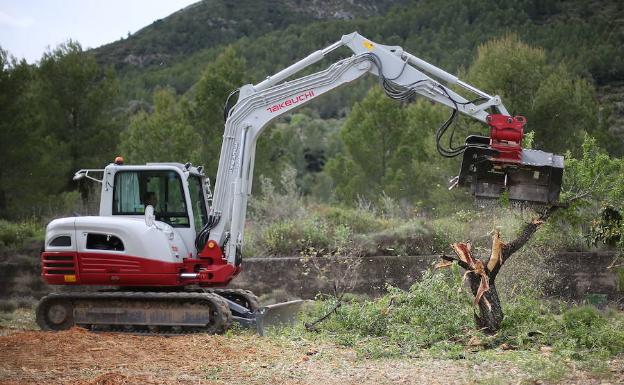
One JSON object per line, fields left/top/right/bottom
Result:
{"left": 453, "top": 114, "right": 564, "bottom": 206}
{"left": 38, "top": 161, "right": 303, "bottom": 334}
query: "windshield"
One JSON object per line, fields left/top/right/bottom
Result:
{"left": 113, "top": 170, "right": 190, "bottom": 227}
{"left": 188, "top": 175, "right": 208, "bottom": 229}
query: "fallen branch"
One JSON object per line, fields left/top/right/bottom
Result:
{"left": 304, "top": 294, "right": 343, "bottom": 332}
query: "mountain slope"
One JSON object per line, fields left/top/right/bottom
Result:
{"left": 92, "top": 0, "right": 624, "bottom": 131}
{"left": 94, "top": 0, "right": 405, "bottom": 69}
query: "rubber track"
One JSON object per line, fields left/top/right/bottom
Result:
{"left": 36, "top": 291, "right": 233, "bottom": 335}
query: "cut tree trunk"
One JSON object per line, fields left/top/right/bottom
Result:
{"left": 438, "top": 206, "right": 559, "bottom": 333}
{"left": 469, "top": 275, "right": 503, "bottom": 332}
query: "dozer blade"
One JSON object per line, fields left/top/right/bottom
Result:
{"left": 255, "top": 300, "right": 305, "bottom": 336}
{"left": 226, "top": 298, "right": 305, "bottom": 336}
{"left": 454, "top": 137, "right": 564, "bottom": 206}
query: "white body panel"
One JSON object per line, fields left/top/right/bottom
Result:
{"left": 46, "top": 215, "right": 189, "bottom": 263}
{"left": 45, "top": 217, "right": 78, "bottom": 252}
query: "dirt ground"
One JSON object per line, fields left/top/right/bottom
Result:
{"left": 0, "top": 326, "right": 622, "bottom": 385}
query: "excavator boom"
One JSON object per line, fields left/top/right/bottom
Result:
{"left": 37, "top": 32, "right": 563, "bottom": 335}
{"left": 204, "top": 32, "right": 564, "bottom": 266}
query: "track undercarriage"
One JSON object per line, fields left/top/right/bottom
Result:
{"left": 35, "top": 289, "right": 292, "bottom": 335}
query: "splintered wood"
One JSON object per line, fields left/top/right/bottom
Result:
{"left": 436, "top": 230, "right": 511, "bottom": 313}
{"left": 450, "top": 242, "right": 491, "bottom": 310}
{"left": 486, "top": 229, "right": 505, "bottom": 272}
{"left": 434, "top": 205, "right": 561, "bottom": 333}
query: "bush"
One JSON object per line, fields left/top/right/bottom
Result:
{"left": 0, "top": 220, "right": 43, "bottom": 248}
{"left": 293, "top": 268, "right": 624, "bottom": 361}
{"left": 324, "top": 206, "right": 386, "bottom": 234}
{"left": 260, "top": 215, "right": 331, "bottom": 256}
{"left": 304, "top": 267, "right": 475, "bottom": 356}
{"left": 249, "top": 166, "right": 305, "bottom": 224}
{"left": 354, "top": 219, "right": 433, "bottom": 256}
{"left": 556, "top": 306, "right": 624, "bottom": 355}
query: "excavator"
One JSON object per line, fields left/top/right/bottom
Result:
{"left": 36, "top": 32, "right": 564, "bottom": 334}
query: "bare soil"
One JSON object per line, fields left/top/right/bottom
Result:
{"left": 0, "top": 327, "right": 622, "bottom": 385}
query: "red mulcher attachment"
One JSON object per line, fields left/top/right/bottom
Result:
{"left": 455, "top": 114, "right": 564, "bottom": 205}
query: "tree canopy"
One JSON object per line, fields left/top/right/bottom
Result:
{"left": 0, "top": 0, "right": 622, "bottom": 221}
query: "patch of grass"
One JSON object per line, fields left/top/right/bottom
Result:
{"left": 475, "top": 350, "right": 568, "bottom": 383}
{"left": 555, "top": 306, "right": 624, "bottom": 356}
{"left": 0, "top": 308, "right": 37, "bottom": 330}
{"left": 203, "top": 366, "right": 224, "bottom": 381}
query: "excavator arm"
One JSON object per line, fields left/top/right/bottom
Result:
{"left": 198, "top": 32, "right": 563, "bottom": 265}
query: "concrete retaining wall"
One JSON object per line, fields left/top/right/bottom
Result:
{"left": 1, "top": 245, "right": 620, "bottom": 305}
{"left": 230, "top": 252, "right": 623, "bottom": 302}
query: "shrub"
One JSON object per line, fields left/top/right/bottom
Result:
{"left": 556, "top": 306, "right": 624, "bottom": 355}
{"left": 324, "top": 206, "right": 386, "bottom": 234}
{"left": 262, "top": 221, "right": 301, "bottom": 256}
{"left": 259, "top": 215, "right": 331, "bottom": 256}
{"left": 293, "top": 268, "right": 624, "bottom": 361}
{"left": 249, "top": 166, "right": 305, "bottom": 224}
{"left": 305, "top": 267, "right": 475, "bottom": 356}
{"left": 354, "top": 219, "right": 433, "bottom": 256}
{"left": 0, "top": 220, "right": 44, "bottom": 248}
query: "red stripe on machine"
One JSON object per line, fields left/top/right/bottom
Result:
{"left": 266, "top": 90, "right": 315, "bottom": 113}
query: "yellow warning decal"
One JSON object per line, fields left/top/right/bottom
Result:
{"left": 362, "top": 41, "right": 374, "bottom": 51}
{"left": 64, "top": 274, "right": 76, "bottom": 283}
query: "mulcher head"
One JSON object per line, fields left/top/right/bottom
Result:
{"left": 452, "top": 114, "right": 564, "bottom": 206}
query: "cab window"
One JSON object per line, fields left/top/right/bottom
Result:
{"left": 113, "top": 170, "right": 190, "bottom": 227}
{"left": 86, "top": 233, "right": 124, "bottom": 251}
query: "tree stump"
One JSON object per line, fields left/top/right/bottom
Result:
{"left": 437, "top": 207, "right": 557, "bottom": 333}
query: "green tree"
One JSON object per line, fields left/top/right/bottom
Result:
{"left": 563, "top": 135, "right": 624, "bottom": 205}
{"left": 467, "top": 34, "right": 547, "bottom": 116}
{"left": 37, "top": 41, "right": 119, "bottom": 173}
{"left": 189, "top": 46, "right": 247, "bottom": 177}
{"left": 531, "top": 66, "right": 600, "bottom": 153}
{"left": 0, "top": 49, "right": 69, "bottom": 218}
{"left": 326, "top": 88, "right": 436, "bottom": 204}
{"left": 119, "top": 88, "right": 201, "bottom": 164}
{"left": 466, "top": 35, "right": 604, "bottom": 155}
{"left": 254, "top": 113, "right": 342, "bottom": 200}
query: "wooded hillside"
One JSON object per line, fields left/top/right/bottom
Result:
{"left": 1, "top": 0, "right": 623, "bottom": 219}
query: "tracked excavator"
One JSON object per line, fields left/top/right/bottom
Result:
{"left": 36, "top": 32, "right": 564, "bottom": 334}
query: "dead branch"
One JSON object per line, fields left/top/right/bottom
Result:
{"left": 304, "top": 292, "right": 344, "bottom": 332}
{"left": 486, "top": 229, "right": 505, "bottom": 273}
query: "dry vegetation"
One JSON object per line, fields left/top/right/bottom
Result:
{"left": 0, "top": 325, "right": 622, "bottom": 385}
{"left": 1, "top": 282, "right": 623, "bottom": 385}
